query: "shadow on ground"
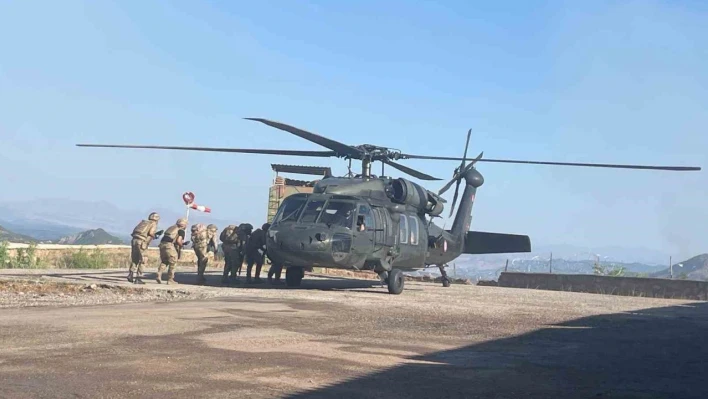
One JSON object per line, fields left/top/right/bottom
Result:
{"left": 285, "top": 301, "right": 708, "bottom": 399}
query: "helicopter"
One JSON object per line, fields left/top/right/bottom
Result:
{"left": 77, "top": 118, "right": 701, "bottom": 294}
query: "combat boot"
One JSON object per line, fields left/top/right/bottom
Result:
{"left": 156, "top": 264, "right": 165, "bottom": 284}
{"left": 127, "top": 271, "right": 134, "bottom": 283}
{"left": 133, "top": 277, "right": 145, "bottom": 284}
{"left": 167, "top": 267, "right": 177, "bottom": 284}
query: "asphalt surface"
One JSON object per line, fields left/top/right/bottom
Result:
{"left": 1, "top": 268, "right": 707, "bottom": 398}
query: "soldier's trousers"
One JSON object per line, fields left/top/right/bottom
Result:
{"left": 222, "top": 249, "right": 241, "bottom": 281}
{"left": 246, "top": 254, "right": 264, "bottom": 279}
{"left": 194, "top": 246, "right": 208, "bottom": 281}
{"left": 158, "top": 244, "right": 178, "bottom": 281}
{"left": 130, "top": 238, "right": 149, "bottom": 275}
{"left": 268, "top": 263, "right": 283, "bottom": 282}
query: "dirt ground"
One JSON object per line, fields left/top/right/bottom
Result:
{"left": 0, "top": 267, "right": 706, "bottom": 398}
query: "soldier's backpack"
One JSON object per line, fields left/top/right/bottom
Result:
{"left": 162, "top": 225, "right": 180, "bottom": 243}
{"left": 220, "top": 225, "right": 238, "bottom": 244}
{"left": 132, "top": 220, "right": 153, "bottom": 241}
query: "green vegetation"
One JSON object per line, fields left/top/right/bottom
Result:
{"left": 0, "top": 241, "right": 120, "bottom": 269}
{"left": 0, "top": 241, "right": 42, "bottom": 268}
{"left": 56, "top": 248, "right": 112, "bottom": 269}
{"left": 593, "top": 262, "right": 626, "bottom": 277}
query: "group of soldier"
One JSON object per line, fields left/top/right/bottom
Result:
{"left": 126, "top": 212, "right": 283, "bottom": 286}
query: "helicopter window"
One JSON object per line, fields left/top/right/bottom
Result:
{"left": 357, "top": 205, "right": 374, "bottom": 230}
{"left": 399, "top": 215, "right": 408, "bottom": 244}
{"left": 300, "top": 200, "right": 326, "bottom": 223}
{"left": 274, "top": 196, "right": 307, "bottom": 223}
{"left": 409, "top": 215, "right": 419, "bottom": 245}
{"left": 320, "top": 201, "right": 356, "bottom": 229}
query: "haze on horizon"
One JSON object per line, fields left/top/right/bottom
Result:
{"left": 1, "top": 0, "right": 706, "bottom": 260}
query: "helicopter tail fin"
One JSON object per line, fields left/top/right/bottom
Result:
{"left": 451, "top": 231, "right": 531, "bottom": 254}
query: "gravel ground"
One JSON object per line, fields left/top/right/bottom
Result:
{"left": 1, "top": 267, "right": 707, "bottom": 398}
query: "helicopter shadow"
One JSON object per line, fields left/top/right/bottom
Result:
{"left": 173, "top": 271, "right": 410, "bottom": 295}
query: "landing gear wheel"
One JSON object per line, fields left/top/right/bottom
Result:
{"left": 442, "top": 277, "right": 451, "bottom": 288}
{"left": 286, "top": 266, "right": 304, "bottom": 287}
{"left": 387, "top": 269, "right": 404, "bottom": 295}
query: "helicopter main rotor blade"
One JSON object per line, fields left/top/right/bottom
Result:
{"left": 245, "top": 118, "right": 364, "bottom": 159}
{"left": 401, "top": 155, "right": 701, "bottom": 171}
{"left": 75, "top": 144, "right": 338, "bottom": 157}
{"left": 382, "top": 159, "right": 441, "bottom": 181}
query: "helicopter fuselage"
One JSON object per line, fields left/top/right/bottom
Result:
{"left": 265, "top": 175, "right": 473, "bottom": 273}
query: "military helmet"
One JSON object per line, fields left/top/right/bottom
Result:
{"left": 207, "top": 224, "right": 217, "bottom": 231}
{"left": 262, "top": 223, "right": 271, "bottom": 231}
{"left": 176, "top": 218, "right": 188, "bottom": 227}
{"left": 148, "top": 212, "right": 160, "bottom": 221}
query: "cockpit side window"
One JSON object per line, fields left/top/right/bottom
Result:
{"left": 319, "top": 201, "right": 356, "bottom": 229}
{"left": 274, "top": 197, "right": 307, "bottom": 223}
{"left": 357, "top": 205, "right": 374, "bottom": 230}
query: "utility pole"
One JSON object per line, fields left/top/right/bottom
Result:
{"left": 549, "top": 252, "right": 553, "bottom": 273}
{"left": 670, "top": 256, "right": 673, "bottom": 279}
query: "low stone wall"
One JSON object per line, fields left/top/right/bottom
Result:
{"left": 497, "top": 272, "right": 708, "bottom": 301}
{"left": 5, "top": 243, "right": 200, "bottom": 269}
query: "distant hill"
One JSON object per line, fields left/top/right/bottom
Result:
{"left": 56, "top": 228, "right": 125, "bottom": 245}
{"left": 651, "top": 254, "right": 708, "bottom": 280}
{"left": 0, "top": 225, "right": 37, "bottom": 244}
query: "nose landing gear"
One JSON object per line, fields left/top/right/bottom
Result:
{"left": 285, "top": 266, "right": 305, "bottom": 287}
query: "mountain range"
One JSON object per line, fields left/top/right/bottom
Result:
{"left": 56, "top": 228, "right": 124, "bottom": 245}
{"left": 0, "top": 198, "right": 236, "bottom": 244}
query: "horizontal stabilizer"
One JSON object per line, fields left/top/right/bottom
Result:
{"left": 462, "top": 231, "right": 531, "bottom": 254}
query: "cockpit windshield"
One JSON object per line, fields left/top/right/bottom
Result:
{"left": 318, "top": 201, "right": 356, "bottom": 229}
{"left": 273, "top": 196, "right": 307, "bottom": 223}
{"left": 300, "top": 200, "right": 326, "bottom": 223}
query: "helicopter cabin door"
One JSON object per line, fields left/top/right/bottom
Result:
{"left": 352, "top": 204, "right": 375, "bottom": 265}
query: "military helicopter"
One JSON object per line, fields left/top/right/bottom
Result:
{"left": 77, "top": 118, "right": 701, "bottom": 294}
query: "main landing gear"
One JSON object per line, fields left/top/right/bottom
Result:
{"left": 437, "top": 264, "right": 451, "bottom": 287}
{"left": 285, "top": 266, "right": 305, "bottom": 287}
{"left": 378, "top": 269, "right": 404, "bottom": 295}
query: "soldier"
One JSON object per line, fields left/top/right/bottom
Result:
{"left": 245, "top": 223, "right": 269, "bottom": 284}
{"left": 128, "top": 212, "right": 162, "bottom": 284}
{"left": 191, "top": 223, "right": 208, "bottom": 285}
{"left": 219, "top": 225, "right": 239, "bottom": 284}
{"left": 157, "top": 217, "right": 187, "bottom": 284}
{"left": 235, "top": 223, "right": 253, "bottom": 278}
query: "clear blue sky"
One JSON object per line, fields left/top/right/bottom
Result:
{"left": 1, "top": 0, "right": 706, "bottom": 259}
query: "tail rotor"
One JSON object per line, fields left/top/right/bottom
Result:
{"left": 438, "top": 129, "right": 483, "bottom": 216}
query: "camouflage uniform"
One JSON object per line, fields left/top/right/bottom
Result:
{"left": 245, "top": 223, "right": 268, "bottom": 283}
{"left": 191, "top": 223, "right": 208, "bottom": 285}
{"left": 157, "top": 218, "right": 187, "bottom": 284}
{"left": 128, "top": 212, "right": 160, "bottom": 284}
{"left": 219, "top": 225, "right": 239, "bottom": 284}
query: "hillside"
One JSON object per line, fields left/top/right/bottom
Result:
{"left": 56, "top": 229, "right": 125, "bottom": 245}
{"left": 651, "top": 254, "right": 708, "bottom": 280}
{"left": 0, "top": 225, "right": 37, "bottom": 244}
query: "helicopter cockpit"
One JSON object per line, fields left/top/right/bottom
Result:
{"left": 266, "top": 193, "right": 376, "bottom": 269}
{"left": 272, "top": 194, "right": 367, "bottom": 231}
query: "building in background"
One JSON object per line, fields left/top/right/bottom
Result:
{"left": 267, "top": 164, "right": 332, "bottom": 223}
